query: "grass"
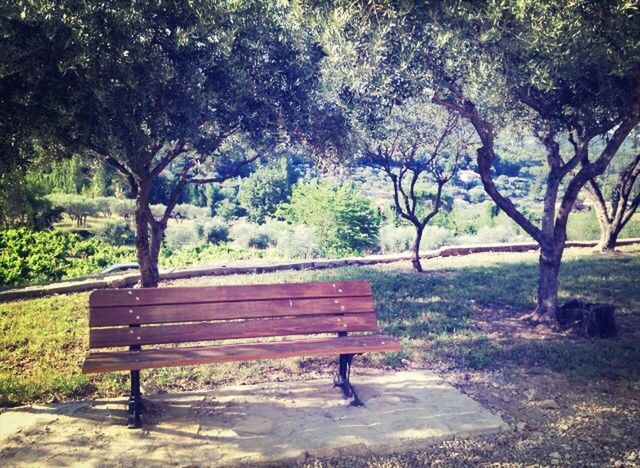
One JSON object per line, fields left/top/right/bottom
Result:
{"left": 1, "top": 245, "right": 639, "bottom": 406}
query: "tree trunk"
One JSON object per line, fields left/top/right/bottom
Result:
{"left": 534, "top": 243, "right": 563, "bottom": 319}
{"left": 134, "top": 182, "right": 160, "bottom": 288}
{"left": 411, "top": 226, "right": 424, "bottom": 272}
{"left": 596, "top": 224, "right": 619, "bottom": 252}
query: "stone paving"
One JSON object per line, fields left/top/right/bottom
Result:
{"left": 0, "top": 370, "right": 507, "bottom": 466}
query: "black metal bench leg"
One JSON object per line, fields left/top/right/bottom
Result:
{"left": 128, "top": 369, "right": 143, "bottom": 428}
{"left": 333, "top": 353, "right": 364, "bottom": 407}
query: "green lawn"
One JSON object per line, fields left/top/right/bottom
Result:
{"left": 1, "top": 245, "right": 639, "bottom": 407}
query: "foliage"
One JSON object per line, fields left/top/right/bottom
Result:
{"left": 277, "top": 180, "right": 381, "bottom": 256}
{"left": 273, "top": 223, "right": 324, "bottom": 259}
{"left": 380, "top": 224, "right": 456, "bottom": 253}
{"left": 238, "top": 158, "right": 297, "bottom": 223}
{"left": 230, "top": 220, "right": 278, "bottom": 250}
{"left": 379, "top": 225, "right": 414, "bottom": 254}
{"left": 0, "top": 228, "right": 135, "bottom": 287}
{"left": 0, "top": 173, "right": 62, "bottom": 230}
{"left": 159, "top": 243, "right": 261, "bottom": 268}
{"left": 1, "top": 0, "right": 338, "bottom": 287}
{"left": 47, "top": 193, "right": 100, "bottom": 226}
{"left": 171, "top": 204, "right": 210, "bottom": 222}
{"left": 194, "top": 218, "right": 230, "bottom": 245}
{"left": 163, "top": 224, "right": 200, "bottom": 250}
{"left": 95, "top": 219, "right": 135, "bottom": 246}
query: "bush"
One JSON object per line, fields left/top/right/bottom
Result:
{"left": 420, "top": 226, "right": 456, "bottom": 250}
{"left": 160, "top": 242, "right": 260, "bottom": 267}
{"left": 380, "top": 225, "right": 414, "bottom": 253}
{"left": 567, "top": 210, "right": 601, "bottom": 241}
{"left": 230, "top": 220, "right": 277, "bottom": 250}
{"left": 274, "top": 224, "right": 324, "bottom": 259}
{"left": 96, "top": 219, "right": 135, "bottom": 246}
{"left": 0, "top": 228, "right": 135, "bottom": 287}
{"left": 277, "top": 180, "right": 380, "bottom": 256}
{"left": 195, "top": 218, "right": 229, "bottom": 244}
{"left": 456, "top": 224, "right": 525, "bottom": 245}
{"left": 164, "top": 224, "right": 199, "bottom": 250}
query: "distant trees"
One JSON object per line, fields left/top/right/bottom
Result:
{"left": 0, "top": 173, "right": 62, "bottom": 230}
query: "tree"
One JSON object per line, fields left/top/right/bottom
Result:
{"left": 3, "top": 1, "right": 330, "bottom": 286}
{"left": 0, "top": 172, "right": 62, "bottom": 230}
{"left": 238, "top": 157, "right": 297, "bottom": 223}
{"left": 360, "top": 96, "right": 473, "bottom": 271}
{"left": 427, "top": 1, "right": 640, "bottom": 320}
{"left": 583, "top": 131, "right": 640, "bottom": 250}
{"left": 277, "top": 180, "right": 380, "bottom": 257}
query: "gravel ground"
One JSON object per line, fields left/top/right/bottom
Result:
{"left": 292, "top": 310, "right": 640, "bottom": 467}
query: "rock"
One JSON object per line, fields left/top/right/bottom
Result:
{"left": 610, "top": 427, "right": 622, "bottom": 438}
{"left": 525, "top": 388, "right": 536, "bottom": 402}
{"left": 551, "top": 452, "right": 561, "bottom": 459}
{"left": 516, "top": 422, "right": 527, "bottom": 432}
{"left": 232, "top": 416, "right": 274, "bottom": 435}
{"left": 529, "top": 431, "right": 544, "bottom": 441}
{"left": 539, "top": 399, "right": 559, "bottom": 410}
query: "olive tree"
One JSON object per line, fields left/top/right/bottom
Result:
{"left": 360, "top": 96, "right": 473, "bottom": 271}
{"left": 583, "top": 131, "right": 640, "bottom": 250}
{"left": 2, "top": 1, "right": 331, "bottom": 286}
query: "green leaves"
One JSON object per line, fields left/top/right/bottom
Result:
{"left": 277, "top": 179, "right": 381, "bottom": 257}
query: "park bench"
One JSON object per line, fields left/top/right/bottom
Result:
{"left": 82, "top": 280, "right": 401, "bottom": 427}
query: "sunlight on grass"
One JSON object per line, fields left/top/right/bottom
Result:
{"left": 1, "top": 247, "right": 639, "bottom": 405}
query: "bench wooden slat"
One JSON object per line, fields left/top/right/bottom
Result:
{"left": 82, "top": 335, "right": 401, "bottom": 373}
{"left": 89, "top": 313, "right": 378, "bottom": 348}
{"left": 89, "top": 281, "right": 372, "bottom": 308}
{"left": 89, "top": 296, "right": 374, "bottom": 327}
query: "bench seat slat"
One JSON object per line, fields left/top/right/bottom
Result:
{"left": 90, "top": 313, "right": 378, "bottom": 348}
{"left": 82, "top": 335, "right": 401, "bottom": 373}
{"left": 89, "top": 281, "right": 372, "bottom": 308}
{"left": 89, "top": 296, "right": 374, "bottom": 327}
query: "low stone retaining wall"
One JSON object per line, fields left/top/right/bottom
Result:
{"left": 1, "top": 238, "right": 639, "bottom": 303}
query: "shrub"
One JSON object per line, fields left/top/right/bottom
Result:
{"left": 277, "top": 180, "right": 380, "bottom": 256}
{"left": 0, "top": 228, "right": 135, "bottom": 286}
{"left": 230, "top": 220, "right": 277, "bottom": 250}
{"left": 380, "top": 225, "right": 414, "bottom": 254}
{"left": 420, "top": 226, "right": 456, "bottom": 250}
{"left": 195, "top": 218, "right": 229, "bottom": 244}
{"left": 164, "top": 224, "right": 199, "bottom": 250}
{"left": 567, "top": 210, "right": 601, "bottom": 241}
{"left": 160, "top": 242, "right": 260, "bottom": 267}
{"left": 96, "top": 219, "right": 135, "bottom": 246}
{"left": 456, "top": 224, "right": 525, "bottom": 245}
{"left": 274, "top": 224, "right": 324, "bottom": 259}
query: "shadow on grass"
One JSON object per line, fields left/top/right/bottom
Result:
{"left": 306, "top": 252, "right": 640, "bottom": 383}
{"left": 2, "top": 250, "right": 639, "bottom": 405}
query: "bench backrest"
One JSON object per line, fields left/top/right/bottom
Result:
{"left": 88, "top": 281, "right": 377, "bottom": 349}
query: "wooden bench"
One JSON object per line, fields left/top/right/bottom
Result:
{"left": 82, "top": 280, "right": 401, "bottom": 427}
